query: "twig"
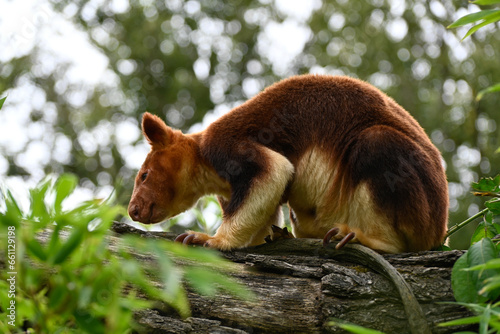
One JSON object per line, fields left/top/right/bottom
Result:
{"left": 445, "top": 208, "right": 489, "bottom": 239}
{"left": 472, "top": 191, "right": 500, "bottom": 198}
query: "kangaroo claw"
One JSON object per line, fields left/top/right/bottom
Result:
{"left": 322, "top": 227, "right": 340, "bottom": 247}
{"left": 175, "top": 233, "right": 189, "bottom": 243}
{"left": 335, "top": 232, "right": 356, "bottom": 250}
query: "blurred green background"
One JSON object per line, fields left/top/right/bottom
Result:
{"left": 1, "top": 0, "right": 499, "bottom": 249}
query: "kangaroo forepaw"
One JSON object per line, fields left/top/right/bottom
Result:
{"left": 174, "top": 232, "right": 210, "bottom": 246}
{"left": 322, "top": 228, "right": 356, "bottom": 249}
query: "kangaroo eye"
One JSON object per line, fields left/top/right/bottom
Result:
{"left": 141, "top": 172, "right": 148, "bottom": 182}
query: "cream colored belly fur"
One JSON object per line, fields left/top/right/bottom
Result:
{"left": 287, "top": 148, "right": 404, "bottom": 253}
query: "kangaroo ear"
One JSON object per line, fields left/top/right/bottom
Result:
{"left": 142, "top": 112, "right": 173, "bottom": 148}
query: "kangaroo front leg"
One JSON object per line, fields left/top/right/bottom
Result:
{"left": 176, "top": 148, "right": 294, "bottom": 250}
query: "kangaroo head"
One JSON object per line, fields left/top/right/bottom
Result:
{"left": 128, "top": 112, "right": 201, "bottom": 224}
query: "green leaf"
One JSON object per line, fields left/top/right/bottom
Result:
{"left": 54, "top": 174, "right": 78, "bottom": 214}
{"left": 48, "top": 283, "right": 68, "bottom": 310}
{"left": 163, "top": 241, "right": 236, "bottom": 270}
{"left": 452, "top": 253, "right": 483, "bottom": 303}
{"left": 78, "top": 286, "right": 93, "bottom": 309}
{"left": 473, "top": 0, "right": 500, "bottom": 5}
{"left": 328, "top": 320, "right": 386, "bottom": 334}
{"left": 479, "top": 304, "right": 491, "bottom": 334}
{"left": 450, "top": 301, "right": 498, "bottom": 316}
{"left": 438, "top": 315, "right": 482, "bottom": 327}
{"left": 90, "top": 205, "right": 123, "bottom": 232}
{"left": 165, "top": 271, "right": 190, "bottom": 318}
{"left": 73, "top": 309, "right": 106, "bottom": 334}
{"left": 471, "top": 211, "right": 499, "bottom": 243}
{"left": 119, "top": 257, "right": 165, "bottom": 302}
{"left": 472, "top": 175, "right": 500, "bottom": 193}
{"left": 448, "top": 9, "right": 500, "bottom": 28}
{"left": 26, "top": 239, "right": 48, "bottom": 262}
{"left": 185, "top": 266, "right": 255, "bottom": 300}
{"left": 59, "top": 200, "right": 95, "bottom": 227}
{"left": 0, "top": 96, "right": 6, "bottom": 110}
{"left": 0, "top": 189, "right": 23, "bottom": 228}
{"left": 486, "top": 199, "right": 500, "bottom": 215}
{"left": 477, "top": 83, "right": 500, "bottom": 101}
{"left": 47, "top": 223, "right": 62, "bottom": 256}
{"left": 468, "top": 259, "right": 500, "bottom": 298}
{"left": 213, "top": 272, "right": 255, "bottom": 300}
{"left": 146, "top": 240, "right": 191, "bottom": 318}
{"left": 119, "top": 293, "right": 153, "bottom": 311}
{"left": 468, "top": 258, "right": 500, "bottom": 271}
{"left": 28, "top": 177, "right": 52, "bottom": 227}
{"left": 461, "top": 12, "right": 500, "bottom": 40}
{"left": 480, "top": 276, "right": 500, "bottom": 295}
{"left": 158, "top": 257, "right": 178, "bottom": 299}
{"left": 52, "top": 227, "right": 85, "bottom": 264}
{"left": 184, "top": 267, "right": 219, "bottom": 296}
{"left": 467, "top": 238, "right": 500, "bottom": 300}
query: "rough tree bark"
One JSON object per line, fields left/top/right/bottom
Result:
{"left": 111, "top": 222, "right": 473, "bottom": 334}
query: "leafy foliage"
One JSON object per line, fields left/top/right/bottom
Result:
{"left": 443, "top": 175, "right": 500, "bottom": 332}
{"left": 448, "top": 0, "right": 500, "bottom": 101}
{"left": 439, "top": 303, "right": 500, "bottom": 333}
{"left": 0, "top": 175, "right": 252, "bottom": 333}
{"left": 448, "top": 8, "right": 500, "bottom": 40}
{"left": 446, "top": 175, "right": 500, "bottom": 240}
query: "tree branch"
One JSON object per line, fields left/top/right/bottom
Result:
{"left": 110, "top": 222, "right": 472, "bottom": 334}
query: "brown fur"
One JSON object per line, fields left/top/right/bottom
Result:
{"left": 128, "top": 74, "right": 448, "bottom": 253}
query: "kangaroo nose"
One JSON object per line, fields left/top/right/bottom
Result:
{"left": 129, "top": 204, "right": 141, "bottom": 221}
